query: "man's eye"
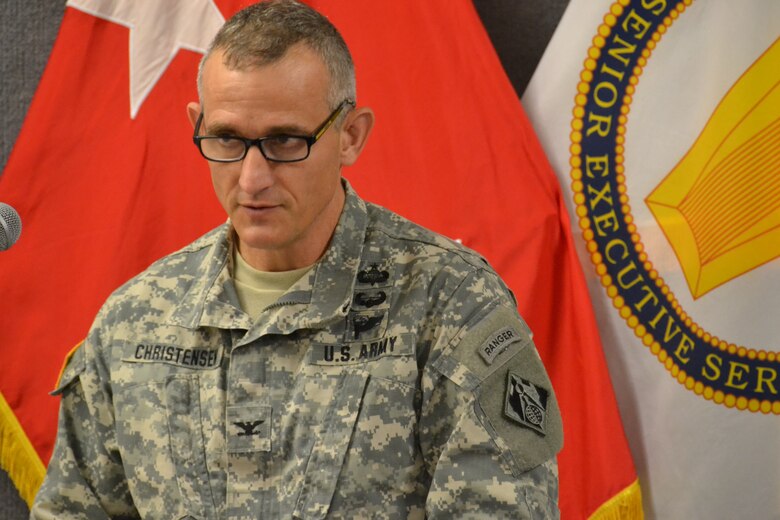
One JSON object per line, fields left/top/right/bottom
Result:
{"left": 217, "top": 136, "right": 238, "bottom": 145}
{"left": 211, "top": 137, "right": 245, "bottom": 152}
{"left": 266, "top": 136, "right": 306, "bottom": 151}
{"left": 268, "top": 135, "right": 296, "bottom": 146}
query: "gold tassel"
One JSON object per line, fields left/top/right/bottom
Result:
{"left": 0, "top": 391, "right": 46, "bottom": 508}
{"left": 588, "top": 479, "right": 644, "bottom": 520}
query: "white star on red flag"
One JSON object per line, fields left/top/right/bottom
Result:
{"left": 67, "top": 0, "right": 224, "bottom": 118}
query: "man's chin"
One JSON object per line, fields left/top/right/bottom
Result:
{"left": 236, "top": 234, "right": 280, "bottom": 251}
{"left": 233, "top": 224, "right": 288, "bottom": 250}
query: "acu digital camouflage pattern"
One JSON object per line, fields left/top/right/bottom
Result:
{"left": 32, "top": 181, "right": 563, "bottom": 519}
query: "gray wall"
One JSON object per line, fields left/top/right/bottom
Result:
{"left": 0, "top": 1, "right": 568, "bottom": 517}
{"left": 0, "top": 2, "right": 66, "bottom": 172}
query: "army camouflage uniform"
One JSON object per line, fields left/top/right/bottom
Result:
{"left": 32, "top": 181, "right": 563, "bottom": 519}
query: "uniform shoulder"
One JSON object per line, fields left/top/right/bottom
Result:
{"left": 104, "top": 224, "right": 228, "bottom": 304}
{"left": 364, "top": 200, "right": 490, "bottom": 273}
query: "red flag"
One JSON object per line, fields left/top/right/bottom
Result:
{"left": 0, "top": 1, "right": 639, "bottom": 517}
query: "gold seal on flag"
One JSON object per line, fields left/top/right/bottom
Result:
{"left": 569, "top": 0, "right": 780, "bottom": 414}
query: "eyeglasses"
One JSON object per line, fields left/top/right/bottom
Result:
{"left": 192, "top": 100, "right": 354, "bottom": 163}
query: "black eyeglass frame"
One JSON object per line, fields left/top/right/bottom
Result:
{"left": 192, "top": 99, "right": 355, "bottom": 163}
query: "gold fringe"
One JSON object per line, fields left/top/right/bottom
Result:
{"left": 588, "top": 479, "right": 644, "bottom": 520}
{"left": 0, "top": 391, "right": 46, "bottom": 508}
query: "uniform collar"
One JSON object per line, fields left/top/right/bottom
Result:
{"left": 168, "top": 179, "right": 367, "bottom": 337}
{"left": 166, "top": 224, "right": 247, "bottom": 330}
{"left": 303, "top": 179, "right": 367, "bottom": 324}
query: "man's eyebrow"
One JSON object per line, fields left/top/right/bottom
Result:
{"left": 204, "top": 121, "right": 310, "bottom": 137}
{"left": 265, "top": 124, "right": 310, "bottom": 136}
{"left": 203, "top": 121, "right": 238, "bottom": 136}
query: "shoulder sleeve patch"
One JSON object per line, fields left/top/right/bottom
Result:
{"left": 432, "top": 304, "right": 563, "bottom": 475}
{"left": 478, "top": 343, "right": 563, "bottom": 475}
{"left": 51, "top": 341, "right": 86, "bottom": 396}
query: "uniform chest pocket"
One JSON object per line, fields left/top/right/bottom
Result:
{"left": 293, "top": 372, "right": 422, "bottom": 519}
{"left": 292, "top": 371, "right": 369, "bottom": 519}
{"left": 115, "top": 375, "right": 217, "bottom": 520}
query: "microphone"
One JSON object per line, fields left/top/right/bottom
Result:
{"left": 0, "top": 202, "right": 22, "bottom": 251}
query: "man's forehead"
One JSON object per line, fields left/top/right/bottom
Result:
{"left": 205, "top": 43, "right": 328, "bottom": 82}
{"left": 201, "top": 46, "right": 330, "bottom": 103}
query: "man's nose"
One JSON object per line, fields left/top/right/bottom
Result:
{"left": 238, "top": 144, "right": 274, "bottom": 193}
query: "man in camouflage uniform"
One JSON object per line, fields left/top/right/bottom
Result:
{"left": 32, "top": 1, "right": 562, "bottom": 518}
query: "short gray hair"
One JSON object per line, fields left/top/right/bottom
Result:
{"left": 198, "top": 0, "right": 356, "bottom": 109}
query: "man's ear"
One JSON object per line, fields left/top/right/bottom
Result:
{"left": 339, "top": 107, "right": 375, "bottom": 166}
{"left": 186, "top": 102, "right": 202, "bottom": 129}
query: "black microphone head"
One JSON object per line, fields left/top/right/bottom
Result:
{"left": 0, "top": 202, "right": 22, "bottom": 251}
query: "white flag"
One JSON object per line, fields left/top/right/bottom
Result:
{"left": 524, "top": 1, "right": 780, "bottom": 518}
